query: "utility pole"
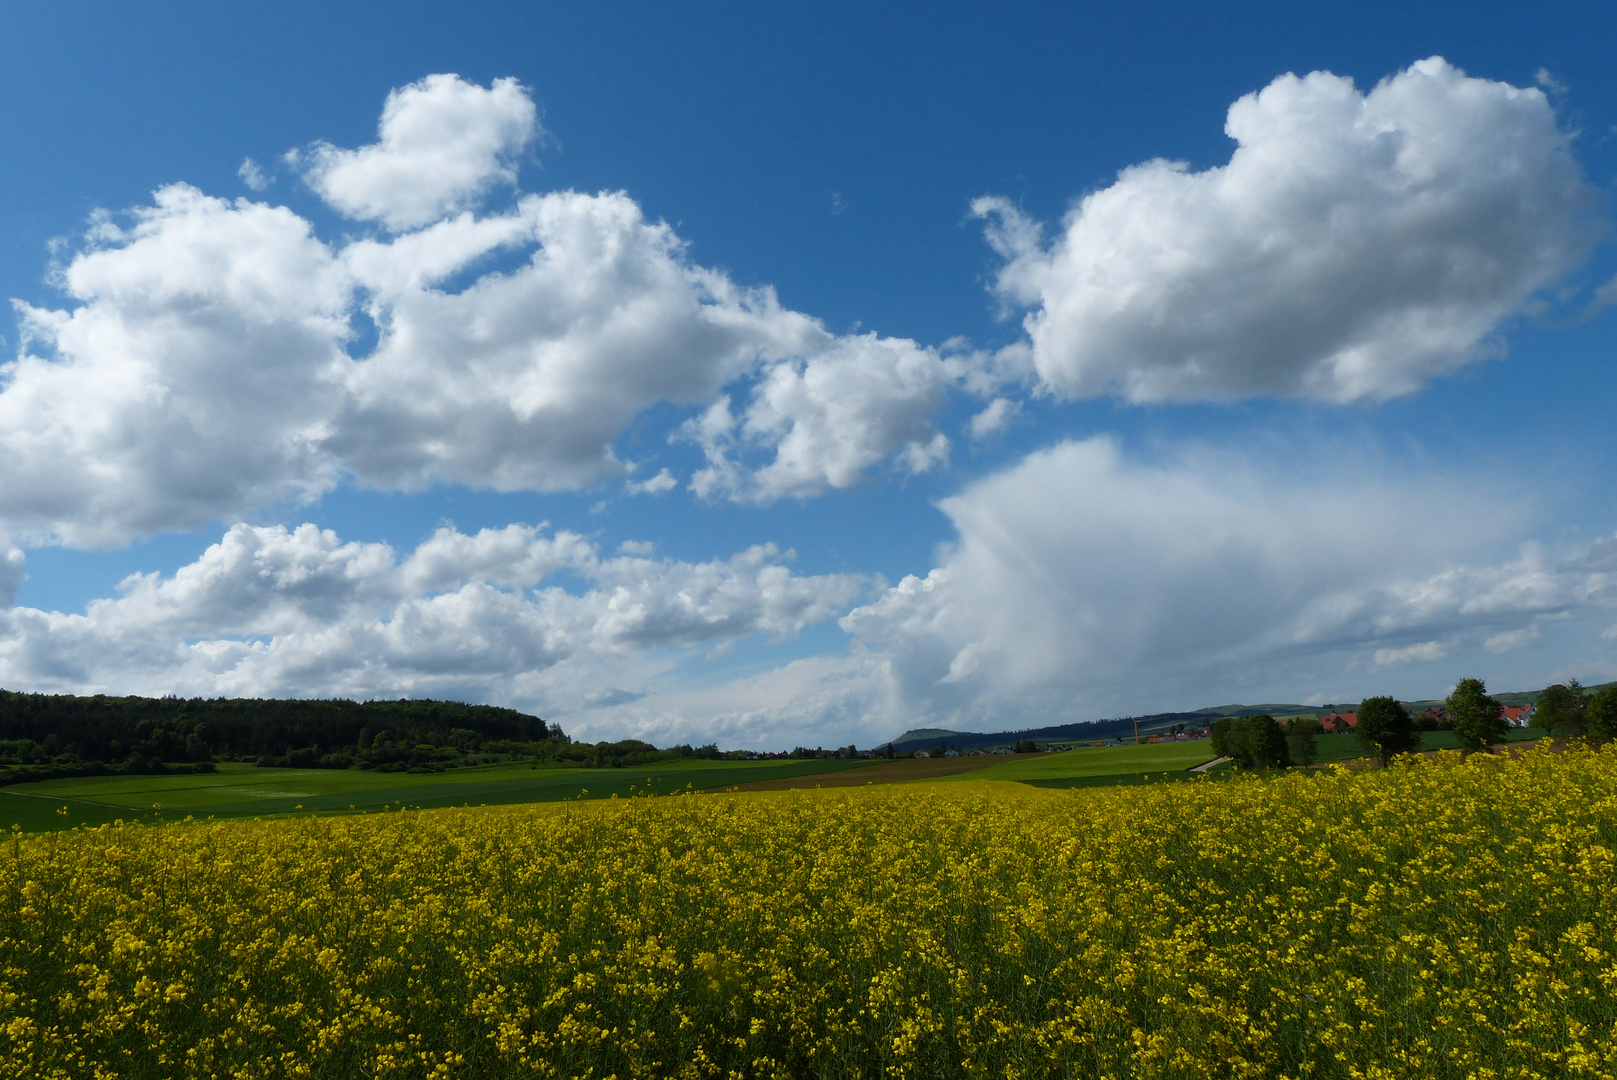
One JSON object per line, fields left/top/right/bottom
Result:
{"left": 1134, "top": 717, "right": 1140, "bottom": 745}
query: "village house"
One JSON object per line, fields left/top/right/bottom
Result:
{"left": 1319, "top": 712, "right": 1358, "bottom": 733}
{"left": 1500, "top": 704, "right": 1536, "bottom": 728}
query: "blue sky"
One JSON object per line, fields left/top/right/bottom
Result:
{"left": 0, "top": 1, "right": 1615, "bottom": 747}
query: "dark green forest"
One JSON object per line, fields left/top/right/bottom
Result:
{"left": 0, "top": 691, "right": 577, "bottom": 783}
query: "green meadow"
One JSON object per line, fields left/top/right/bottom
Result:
{"left": 0, "top": 757, "right": 874, "bottom": 831}
{"left": 3, "top": 730, "right": 1549, "bottom": 833}
{"left": 957, "top": 726, "right": 1548, "bottom": 791}
{"left": 0, "top": 742, "right": 1226, "bottom": 831}
{"left": 960, "top": 740, "right": 1218, "bottom": 788}
{"left": 1309, "top": 725, "right": 1545, "bottom": 763}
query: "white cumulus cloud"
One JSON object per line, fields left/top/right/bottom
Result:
{"left": 0, "top": 522, "right": 866, "bottom": 715}
{"left": 3, "top": 184, "right": 352, "bottom": 547}
{"left": 334, "top": 189, "right": 823, "bottom": 493}
{"left": 625, "top": 469, "right": 678, "bottom": 496}
{"left": 686, "top": 334, "right": 973, "bottom": 503}
{"left": 968, "top": 397, "right": 1022, "bottom": 441}
{"left": 0, "top": 76, "right": 976, "bottom": 547}
{"left": 237, "top": 158, "right": 269, "bottom": 191}
{"left": 294, "top": 74, "right": 539, "bottom": 231}
{"left": 976, "top": 57, "right": 1599, "bottom": 403}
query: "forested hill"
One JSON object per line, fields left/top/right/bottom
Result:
{"left": 0, "top": 690, "right": 561, "bottom": 776}
{"left": 889, "top": 682, "right": 1617, "bottom": 752}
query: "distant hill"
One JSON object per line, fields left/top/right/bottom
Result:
{"left": 891, "top": 728, "right": 963, "bottom": 745}
{"left": 887, "top": 680, "right": 1617, "bottom": 753}
{"left": 890, "top": 717, "right": 1142, "bottom": 753}
{"left": 890, "top": 706, "right": 1317, "bottom": 752}
{"left": 1187, "top": 703, "right": 1318, "bottom": 718}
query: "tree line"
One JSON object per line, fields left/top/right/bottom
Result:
{"left": 0, "top": 690, "right": 565, "bottom": 782}
{"left": 1210, "top": 677, "right": 1617, "bottom": 770}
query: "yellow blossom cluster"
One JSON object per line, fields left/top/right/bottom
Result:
{"left": 2, "top": 744, "right": 1615, "bottom": 1079}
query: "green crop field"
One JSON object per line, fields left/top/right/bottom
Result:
{"left": 955, "top": 740, "right": 1217, "bottom": 787}
{"left": 0, "top": 757, "right": 872, "bottom": 831}
{"left": 0, "top": 791, "right": 129, "bottom": 832}
{"left": 1309, "top": 725, "right": 1545, "bottom": 763}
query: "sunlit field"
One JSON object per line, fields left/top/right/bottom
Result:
{"left": 3, "top": 744, "right": 1614, "bottom": 1078}
{"left": 1308, "top": 726, "right": 1543, "bottom": 763}
{"left": 960, "top": 741, "right": 1216, "bottom": 784}
{"left": 0, "top": 742, "right": 1224, "bottom": 831}
{"left": 0, "top": 758, "right": 873, "bottom": 832}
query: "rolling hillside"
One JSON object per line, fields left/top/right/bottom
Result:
{"left": 887, "top": 681, "right": 1614, "bottom": 753}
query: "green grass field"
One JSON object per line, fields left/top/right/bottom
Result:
{"left": 1002, "top": 726, "right": 1554, "bottom": 790}
{"left": 1310, "top": 725, "right": 1545, "bottom": 763}
{"left": 0, "top": 757, "right": 873, "bottom": 831}
{"left": 0, "top": 790, "right": 130, "bottom": 832}
{"left": 955, "top": 740, "right": 1217, "bottom": 787}
{"left": 2, "top": 727, "right": 1550, "bottom": 833}
{"left": 0, "top": 743, "right": 1223, "bottom": 830}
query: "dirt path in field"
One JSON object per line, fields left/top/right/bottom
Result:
{"left": 705, "top": 755, "right": 1032, "bottom": 792}
{"left": 1489, "top": 736, "right": 1571, "bottom": 755}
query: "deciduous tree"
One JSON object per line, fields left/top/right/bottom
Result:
{"left": 1534, "top": 681, "right": 1586, "bottom": 738}
{"left": 1246, "top": 714, "right": 1292, "bottom": 768}
{"left": 1355, "top": 696, "right": 1419, "bottom": 766}
{"left": 1586, "top": 686, "right": 1617, "bottom": 743}
{"left": 1446, "top": 677, "right": 1506, "bottom": 753}
{"left": 1285, "top": 716, "right": 1321, "bottom": 767}
{"left": 1213, "top": 715, "right": 1300, "bottom": 768}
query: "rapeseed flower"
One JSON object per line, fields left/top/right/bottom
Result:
{"left": 1, "top": 744, "right": 1613, "bottom": 1078}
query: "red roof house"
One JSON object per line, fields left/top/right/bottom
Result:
{"left": 1319, "top": 712, "right": 1358, "bottom": 733}
{"left": 1500, "top": 705, "right": 1536, "bottom": 728}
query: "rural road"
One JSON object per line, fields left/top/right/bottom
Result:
{"left": 1189, "top": 756, "right": 1231, "bottom": 773}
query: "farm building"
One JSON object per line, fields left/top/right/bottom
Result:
{"left": 1320, "top": 712, "right": 1358, "bottom": 733}
{"left": 1500, "top": 705, "right": 1536, "bottom": 728}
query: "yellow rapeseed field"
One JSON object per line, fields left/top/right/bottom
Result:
{"left": 2, "top": 745, "right": 1615, "bottom": 1079}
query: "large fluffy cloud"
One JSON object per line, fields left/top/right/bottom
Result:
{"left": 4, "top": 185, "right": 351, "bottom": 547}
{"left": 0, "top": 522, "right": 865, "bottom": 716}
{"left": 977, "top": 57, "right": 1599, "bottom": 403}
{"left": 836, "top": 439, "right": 1617, "bottom": 728}
{"left": 0, "top": 75, "right": 976, "bottom": 546}
{"left": 334, "top": 189, "right": 824, "bottom": 492}
{"left": 589, "top": 446, "right": 1617, "bottom": 743}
